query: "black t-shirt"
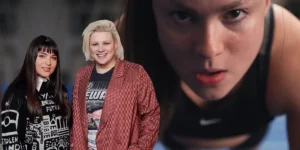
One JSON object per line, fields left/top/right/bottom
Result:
{"left": 86, "top": 67, "right": 114, "bottom": 150}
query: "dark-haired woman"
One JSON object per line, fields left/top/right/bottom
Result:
{"left": 1, "top": 35, "right": 72, "bottom": 150}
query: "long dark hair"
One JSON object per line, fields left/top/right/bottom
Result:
{"left": 118, "top": 0, "right": 180, "bottom": 136}
{"left": 119, "top": 0, "right": 179, "bottom": 98}
{"left": 2, "top": 35, "right": 71, "bottom": 123}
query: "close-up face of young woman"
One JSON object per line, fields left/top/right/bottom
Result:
{"left": 35, "top": 50, "right": 57, "bottom": 79}
{"left": 152, "top": 0, "right": 270, "bottom": 101}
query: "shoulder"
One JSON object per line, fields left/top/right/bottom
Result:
{"left": 267, "top": 4, "right": 300, "bottom": 115}
{"left": 1, "top": 84, "right": 26, "bottom": 109}
{"left": 118, "top": 60, "right": 152, "bottom": 85}
{"left": 271, "top": 4, "right": 300, "bottom": 53}
{"left": 74, "top": 64, "right": 94, "bottom": 79}
{"left": 121, "top": 60, "right": 147, "bottom": 76}
{"left": 3, "top": 84, "right": 26, "bottom": 100}
{"left": 121, "top": 60, "right": 143, "bottom": 69}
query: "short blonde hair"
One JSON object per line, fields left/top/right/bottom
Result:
{"left": 82, "top": 20, "right": 124, "bottom": 61}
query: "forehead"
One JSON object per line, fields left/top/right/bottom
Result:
{"left": 154, "top": 0, "right": 257, "bottom": 14}
{"left": 38, "top": 50, "right": 57, "bottom": 56}
{"left": 90, "top": 32, "right": 113, "bottom": 41}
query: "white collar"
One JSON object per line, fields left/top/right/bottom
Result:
{"left": 36, "top": 76, "right": 48, "bottom": 91}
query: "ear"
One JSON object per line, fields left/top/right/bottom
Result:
{"left": 264, "top": 0, "right": 271, "bottom": 15}
{"left": 114, "top": 39, "right": 118, "bottom": 50}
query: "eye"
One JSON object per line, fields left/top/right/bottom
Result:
{"left": 51, "top": 56, "right": 57, "bottom": 60}
{"left": 91, "top": 43, "right": 98, "bottom": 46}
{"left": 172, "top": 11, "right": 192, "bottom": 22}
{"left": 224, "top": 9, "right": 246, "bottom": 22}
{"left": 104, "top": 42, "right": 110, "bottom": 45}
{"left": 38, "top": 55, "right": 45, "bottom": 58}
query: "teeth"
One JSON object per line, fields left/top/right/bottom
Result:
{"left": 97, "top": 54, "right": 106, "bottom": 57}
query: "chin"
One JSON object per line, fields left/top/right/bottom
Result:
{"left": 96, "top": 60, "right": 108, "bottom": 65}
{"left": 39, "top": 76, "right": 50, "bottom": 79}
{"left": 196, "top": 86, "right": 231, "bottom": 101}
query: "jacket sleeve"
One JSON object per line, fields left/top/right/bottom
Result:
{"left": 70, "top": 72, "right": 87, "bottom": 150}
{"left": 128, "top": 66, "right": 160, "bottom": 150}
{"left": 1, "top": 92, "right": 27, "bottom": 150}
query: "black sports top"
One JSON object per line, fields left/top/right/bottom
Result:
{"left": 166, "top": 5, "right": 275, "bottom": 139}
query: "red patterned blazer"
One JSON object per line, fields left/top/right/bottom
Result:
{"left": 70, "top": 60, "right": 160, "bottom": 150}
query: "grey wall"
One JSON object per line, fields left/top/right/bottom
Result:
{"left": 0, "top": 0, "right": 122, "bottom": 90}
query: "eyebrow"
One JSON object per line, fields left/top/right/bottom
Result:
{"left": 38, "top": 52, "right": 56, "bottom": 56}
{"left": 171, "top": 0, "right": 197, "bottom": 12}
{"left": 172, "top": 0, "right": 246, "bottom": 13}
{"left": 220, "top": 0, "right": 246, "bottom": 12}
{"left": 38, "top": 52, "right": 49, "bottom": 55}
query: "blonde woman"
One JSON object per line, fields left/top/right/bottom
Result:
{"left": 70, "top": 20, "right": 160, "bottom": 150}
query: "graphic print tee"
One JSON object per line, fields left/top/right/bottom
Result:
{"left": 86, "top": 67, "right": 114, "bottom": 150}
{"left": 1, "top": 78, "right": 70, "bottom": 150}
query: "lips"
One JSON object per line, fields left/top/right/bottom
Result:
{"left": 195, "top": 70, "right": 227, "bottom": 86}
{"left": 96, "top": 53, "right": 107, "bottom": 57}
{"left": 42, "top": 67, "right": 51, "bottom": 72}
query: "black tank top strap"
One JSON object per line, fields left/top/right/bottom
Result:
{"left": 257, "top": 4, "right": 275, "bottom": 119}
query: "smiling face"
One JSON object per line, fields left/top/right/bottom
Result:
{"left": 152, "top": 0, "right": 270, "bottom": 100}
{"left": 89, "top": 31, "right": 118, "bottom": 69}
{"left": 35, "top": 50, "right": 57, "bottom": 79}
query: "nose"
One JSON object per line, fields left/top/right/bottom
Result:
{"left": 194, "top": 22, "right": 224, "bottom": 59}
{"left": 96, "top": 45, "right": 105, "bottom": 52}
{"left": 46, "top": 57, "right": 51, "bottom": 65}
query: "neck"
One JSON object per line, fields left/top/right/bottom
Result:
{"left": 37, "top": 76, "right": 48, "bottom": 82}
{"left": 36, "top": 76, "right": 48, "bottom": 91}
{"left": 180, "top": 79, "right": 243, "bottom": 108}
{"left": 180, "top": 81, "right": 205, "bottom": 107}
{"left": 95, "top": 58, "right": 117, "bottom": 74}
